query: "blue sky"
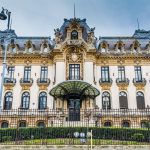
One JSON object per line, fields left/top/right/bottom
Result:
{"left": 0, "top": 0, "right": 150, "bottom": 38}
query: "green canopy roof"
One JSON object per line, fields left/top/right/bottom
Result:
{"left": 49, "top": 80, "right": 100, "bottom": 99}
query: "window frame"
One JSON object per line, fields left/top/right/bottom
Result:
{"left": 40, "top": 66, "right": 48, "bottom": 81}
{"left": 4, "top": 92, "right": 13, "bottom": 110}
{"left": 102, "top": 92, "right": 111, "bottom": 109}
{"left": 118, "top": 66, "right": 125, "bottom": 81}
{"left": 101, "top": 66, "right": 110, "bottom": 82}
{"left": 69, "top": 64, "right": 80, "bottom": 80}
{"left": 39, "top": 92, "right": 47, "bottom": 110}
{"left": 24, "top": 66, "right": 31, "bottom": 81}
{"left": 21, "top": 92, "right": 30, "bottom": 109}
{"left": 134, "top": 66, "right": 142, "bottom": 82}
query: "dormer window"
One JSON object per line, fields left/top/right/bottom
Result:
{"left": 101, "top": 47, "right": 106, "bottom": 53}
{"left": 28, "top": 47, "right": 32, "bottom": 53}
{"left": 43, "top": 47, "right": 48, "bottom": 53}
{"left": 71, "top": 30, "right": 78, "bottom": 40}
{"left": 117, "top": 47, "right": 121, "bottom": 53}
{"left": 12, "top": 47, "right": 16, "bottom": 53}
{"left": 134, "top": 46, "right": 137, "bottom": 51}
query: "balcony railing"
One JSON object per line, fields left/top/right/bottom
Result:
{"left": 3, "top": 78, "right": 16, "bottom": 86}
{"left": 133, "top": 78, "right": 146, "bottom": 86}
{"left": 37, "top": 78, "right": 50, "bottom": 86}
{"left": 20, "top": 78, "right": 33, "bottom": 86}
{"left": 99, "top": 78, "right": 113, "bottom": 85}
{"left": 116, "top": 78, "right": 129, "bottom": 86}
{"left": 66, "top": 76, "right": 83, "bottom": 80}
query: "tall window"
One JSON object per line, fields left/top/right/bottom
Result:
{"left": 136, "top": 92, "right": 145, "bottom": 109}
{"left": 21, "top": 92, "right": 30, "bottom": 109}
{"left": 4, "top": 92, "right": 13, "bottom": 110}
{"left": 102, "top": 92, "right": 111, "bottom": 109}
{"left": 71, "top": 30, "right": 78, "bottom": 40}
{"left": 69, "top": 64, "right": 80, "bottom": 80}
{"left": 135, "top": 66, "right": 142, "bottom": 82}
{"left": 39, "top": 92, "right": 47, "bottom": 110}
{"left": 8, "top": 66, "right": 15, "bottom": 79}
{"left": 24, "top": 67, "right": 31, "bottom": 82}
{"left": 40, "top": 66, "right": 48, "bottom": 81}
{"left": 101, "top": 66, "right": 110, "bottom": 82}
{"left": 119, "top": 91, "right": 128, "bottom": 109}
{"left": 118, "top": 66, "right": 125, "bottom": 81}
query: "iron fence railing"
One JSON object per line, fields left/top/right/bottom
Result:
{"left": 0, "top": 109, "right": 150, "bottom": 145}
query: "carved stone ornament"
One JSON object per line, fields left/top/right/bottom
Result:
{"left": 71, "top": 53, "right": 78, "bottom": 62}
{"left": 66, "top": 47, "right": 83, "bottom": 79}
{"left": 54, "top": 28, "right": 62, "bottom": 44}
{"left": 100, "top": 84, "right": 112, "bottom": 90}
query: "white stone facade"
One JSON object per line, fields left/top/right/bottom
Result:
{"left": 0, "top": 18, "right": 150, "bottom": 111}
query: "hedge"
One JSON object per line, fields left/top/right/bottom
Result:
{"left": 0, "top": 127, "right": 149, "bottom": 142}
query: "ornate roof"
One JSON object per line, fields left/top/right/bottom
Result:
{"left": 1, "top": 18, "right": 150, "bottom": 54}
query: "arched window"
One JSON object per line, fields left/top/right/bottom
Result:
{"left": 19, "top": 121, "right": 27, "bottom": 128}
{"left": 1, "top": 121, "right": 9, "bottom": 128}
{"left": 39, "top": 92, "right": 47, "bottom": 110}
{"left": 71, "top": 30, "right": 78, "bottom": 40}
{"left": 37, "top": 121, "right": 45, "bottom": 128}
{"left": 4, "top": 92, "right": 13, "bottom": 110}
{"left": 104, "top": 121, "right": 112, "bottom": 127}
{"left": 119, "top": 91, "right": 128, "bottom": 109}
{"left": 102, "top": 92, "right": 111, "bottom": 109}
{"left": 122, "top": 120, "right": 130, "bottom": 127}
{"left": 141, "top": 121, "right": 149, "bottom": 128}
{"left": 21, "top": 92, "right": 30, "bottom": 109}
{"left": 136, "top": 92, "right": 145, "bottom": 109}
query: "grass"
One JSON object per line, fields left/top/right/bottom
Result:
{"left": 1, "top": 138, "right": 149, "bottom": 145}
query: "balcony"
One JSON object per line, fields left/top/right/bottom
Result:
{"left": 37, "top": 78, "right": 50, "bottom": 86}
{"left": 20, "top": 78, "right": 33, "bottom": 87}
{"left": 99, "top": 78, "right": 113, "bottom": 87}
{"left": 133, "top": 78, "right": 147, "bottom": 87}
{"left": 3, "top": 78, "right": 16, "bottom": 86}
{"left": 116, "top": 78, "right": 129, "bottom": 86}
{"left": 66, "top": 76, "right": 83, "bottom": 80}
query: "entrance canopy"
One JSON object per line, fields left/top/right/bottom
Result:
{"left": 49, "top": 80, "right": 100, "bottom": 99}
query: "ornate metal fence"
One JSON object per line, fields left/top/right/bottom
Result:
{"left": 0, "top": 109, "right": 150, "bottom": 145}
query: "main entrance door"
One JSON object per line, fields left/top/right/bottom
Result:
{"left": 69, "top": 99, "right": 80, "bottom": 121}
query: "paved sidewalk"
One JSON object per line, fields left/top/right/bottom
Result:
{"left": 1, "top": 145, "right": 150, "bottom": 150}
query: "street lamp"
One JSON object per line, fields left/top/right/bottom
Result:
{"left": 0, "top": 7, "right": 11, "bottom": 111}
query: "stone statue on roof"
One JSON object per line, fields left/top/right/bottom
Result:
{"left": 54, "top": 28, "right": 62, "bottom": 44}
{"left": 87, "top": 27, "right": 97, "bottom": 46}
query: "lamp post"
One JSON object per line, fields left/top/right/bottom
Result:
{"left": 0, "top": 7, "right": 11, "bottom": 111}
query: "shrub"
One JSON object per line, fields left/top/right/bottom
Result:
{"left": 132, "top": 133, "right": 144, "bottom": 141}
{"left": 2, "top": 136, "right": 12, "bottom": 142}
{"left": 0, "top": 127, "right": 149, "bottom": 143}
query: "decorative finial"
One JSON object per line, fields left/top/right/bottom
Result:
{"left": 137, "top": 18, "right": 140, "bottom": 30}
{"left": 74, "top": 3, "right": 76, "bottom": 18}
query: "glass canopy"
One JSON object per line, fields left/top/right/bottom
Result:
{"left": 49, "top": 80, "right": 100, "bottom": 99}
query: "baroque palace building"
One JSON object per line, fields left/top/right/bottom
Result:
{"left": 0, "top": 18, "right": 150, "bottom": 128}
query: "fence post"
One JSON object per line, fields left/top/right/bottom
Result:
{"left": 90, "top": 130, "right": 92, "bottom": 150}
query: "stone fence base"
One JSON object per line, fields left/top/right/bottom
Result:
{"left": 0, "top": 145, "right": 150, "bottom": 150}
